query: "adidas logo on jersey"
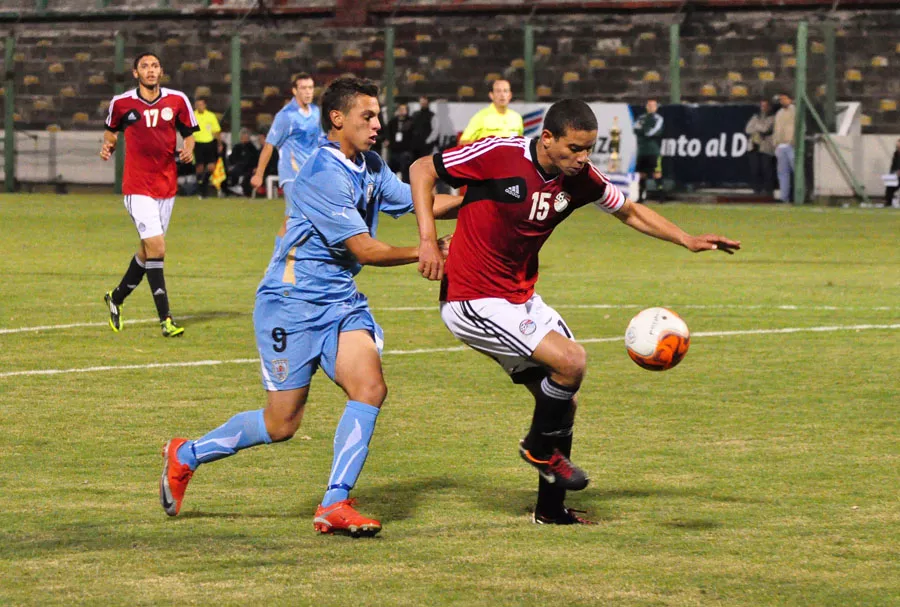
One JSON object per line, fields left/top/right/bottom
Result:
{"left": 504, "top": 184, "right": 521, "bottom": 199}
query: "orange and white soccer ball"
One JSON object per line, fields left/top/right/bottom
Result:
{"left": 624, "top": 307, "right": 690, "bottom": 371}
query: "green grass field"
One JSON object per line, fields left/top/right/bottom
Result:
{"left": 1, "top": 194, "right": 898, "bottom": 606}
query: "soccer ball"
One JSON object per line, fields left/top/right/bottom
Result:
{"left": 624, "top": 307, "right": 690, "bottom": 371}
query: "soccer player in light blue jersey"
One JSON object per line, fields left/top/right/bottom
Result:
{"left": 251, "top": 73, "right": 323, "bottom": 220}
{"left": 160, "top": 77, "right": 460, "bottom": 537}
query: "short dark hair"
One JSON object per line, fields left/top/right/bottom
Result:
{"left": 133, "top": 52, "right": 161, "bottom": 71}
{"left": 320, "top": 76, "right": 379, "bottom": 132}
{"left": 292, "top": 72, "right": 313, "bottom": 88}
{"left": 195, "top": 97, "right": 207, "bottom": 104}
{"left": 488, "top": 79, "right": 509, "bottom": 94}
{"left": 542, "top": 99, "right": 598, "bottom": 139}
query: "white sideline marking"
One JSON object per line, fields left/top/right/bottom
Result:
{"left": 0, "top": 305, "right": 895, "bottom": 335}
{"left": 1, "top": 323, "right": 897, "bottom": 379}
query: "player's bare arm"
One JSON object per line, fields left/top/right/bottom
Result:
{"left": 433, "top": 193, "right": 463, "bottom": 220}
{"left": 612, "top": 199, "right": 741, "bottom": 254}
{"left": 344, "top": 233, "right": 419, "bottom": 267}
{"left": 251, "top": 143, "right": 276, "bottom": 189}
{"left": 409, "top": 155, "right": 444, "bottom": 280}
{"left": 179, "top": 135, "right": 196, "bottom": 164}
{"left": 100, "top": 130, "right": 118, "bottom": 161}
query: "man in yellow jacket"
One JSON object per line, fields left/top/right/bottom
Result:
{"left": 193, "top": 98, "right": 221, "bottom": 199}
{"left": 459, "top": 79, "right": 524, "bottom": 145}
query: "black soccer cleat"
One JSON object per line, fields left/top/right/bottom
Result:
{"left": 533, "top": 507, "right": 596, "bottom": 525}
{"left": 104, "top": 291, "right": 122, "bottom": 332}
{"left": 519, "top": 440, "right": 589, "bottom": 491}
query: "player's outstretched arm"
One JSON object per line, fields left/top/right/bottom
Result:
{"left": 433, "top": 194, "right": 463, "bottom": 220}
{"left": 251, "top": 143, "right": 276, "bottom": 189}
{"left": 613, "top": 199, "right": 741, "bottom": 254}
{"left": 179, "top": 135, "right": 196, "bottom": 164}
{"left": 344, "top": 233, "right": 419, "bottom": 267}
{"left": 99, "top": 130, "right": 118, "bottom": 161}
{"left": 410, "top": 155, "right": 444, "bottom": 280}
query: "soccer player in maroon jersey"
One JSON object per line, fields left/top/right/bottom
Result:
{"left": 100, "top": 52, "right": 198, "bottom": 337}
{"left": 411, "top": 99, "right": 740, "bottom": 524}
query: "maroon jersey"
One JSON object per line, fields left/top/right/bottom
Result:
{"left": 434, "top": 136, "right": 626, "bottom": 304}
{"left": 105, "top": 88, "right": 198, "bottom": 198}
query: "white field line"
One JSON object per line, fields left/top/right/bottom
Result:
{"left": 0, "top": 304, "right": 895, "bottom": 335}
{"left": 1, "top": 323, "right": 897, "bottom": 379}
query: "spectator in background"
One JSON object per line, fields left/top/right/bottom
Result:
{"left": 459, "top": 79, "right": 523, "bottom": 145}
{"left": 633, "top": 98, "right": 664, "bottom": 202}
{"left": 885, "top": 138, "right": 900, "bottom": 208}
{"left": 193, "top": 98, "right": 221, "bottom": 199}
{"left": 227, "top": 129, "right": 260, "bottom": 197}
{"left": 774, "top": 92, "right": 796, "bottom": 203}
{"left": 409, "top": 96, "right": 436, "bottom": 160}
{"left": 257, "top": 132, "right": 279, "bottom": 180}
{"left": 385, "top": 102, "right": 414, "bottom": 182}
{"left": 745, "top": 98, "right": 776, "bottom": 197}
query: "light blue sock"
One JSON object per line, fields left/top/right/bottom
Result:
{"left": 176, "top": 409, "right": 272, "bottom": 471}
{"left": 321, "top": 401, "right": 380, "bottom": 507}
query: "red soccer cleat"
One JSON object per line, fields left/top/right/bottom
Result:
{"left": 159, "top": 438, "right": 194, "bottom": 516}
{"left": 313, "top": 499, "right": 382, "bottom": 537}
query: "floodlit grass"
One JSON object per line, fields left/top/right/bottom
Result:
{"left": 1, "top": 194, "right": 898, "bottom": 606}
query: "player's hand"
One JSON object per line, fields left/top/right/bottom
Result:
{"left": 99, "top": 141, "right": 115, "bottom": 161}
{"left": 178, "top": 147, "right": 194, "bottom": 164}
{"left": 687, "top": 234, "right": 741, "bottom": 255}
{"left": 418, "top": 239, "right": 444, "bottom": 281}
{"left": 250, "top": 172, "right": 263, "bottom": 189}
{"left": 437, "top": 233, "right": 453, "bottom": 258}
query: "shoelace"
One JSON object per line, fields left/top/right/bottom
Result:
{"left": 547, "top": 451, "right": 575, "bottom": 479}
{"left": 565, "top": 508, "right": 595, "bottom": 524}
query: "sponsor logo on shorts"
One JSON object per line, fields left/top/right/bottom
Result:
{"left": 519, "top": 319, "right": 536, "bottom": 335}
{"left": 554, "top": 191, "right": 571, "bottom": 213}
{"left": 272, "top": 358, "right": 289, "bottom": 383}
{"left": 161, "top": 107, "right": 174, "bottom": 121}
{"left": 138, "top": 222, "right": 146, "bottom": 233}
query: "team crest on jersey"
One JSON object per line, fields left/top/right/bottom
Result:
{"left": 519, "top": 319, "right": 537, "bottom": 335}
{"left": 272, "top": 359, "right": 289, "bottom": 383}
{"left": 160, "top": 107, "right": 174, "bottom": 121}
{"left": 554, "top": 191, "right": 571, "bottom": 213}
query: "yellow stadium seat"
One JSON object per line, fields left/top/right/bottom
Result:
{"left": 247, "top": 61, "right": 265, "bottom": 72}
{"left": 695, "top": 43, "right": 711, "bottom": 56}
{"left": 458, "top": 85, "right": 475, "bottom": 98}
{"left": 896, "top": 43, "right": 900, "bottom": 54}
{"left": 256, "top": 113, "right": 273, "bottom": 128}
{"left": 208, "top": 50, "right": 224, "bottom": 61}
{"left": 815, "top": 84, "right": 826, "bottom": 97}
{"left": 461, "top": 46, "right": 478, "bottom": 58}
{"left": 24, "top": 75, "right": 40, "bottom": 86}
{"left": 589, "top": 58, "right": 606, "bottom": 69}
{"left": 241, "top": 99, "right": 254, "bottom": 109}
{"left": 844, "top": 69, "right": 862, "bottom": 82}
{"left": 860, "top": 114, "right": 872, "bottom": 126}
{"left": 639, "top": 32, "right": 657, "bottom": 41}
{"left": 487, "top": 33, "right": 502, "bottom": 42}
{"left": 263, "top": 86, "right": 280, "bottom": 99}
{"left": 563, "top": 71, "right": 580, "bottom": 84}
{"left": 679, "top": 57, "right": 686, "bottom": 67}
{"left": 100, "top": 39, "right": 114, "bottom": 47}
{"left": 316, "top": 59, "right": 334, "bottom": 70}
{"left": 752, "top": 57, "right": 769, "bottom": 68}
{"left": 434, "top": 58, "right": 452, "bottom": 70}
{"left": 537, "top": 85, "right": 552, "bottom": 98}
{"left": 727, "top": 71, "right": 742, "bottom": 82}
{"left": 393, "top": 48, "right": 408, "bottom": 58}
{"left": 160, "top": 74, "right": 171, "bottom": 84}
{"left": 13, "top": 52, "right": 25, "bottom": 62}
{"left": 33, "top": 98, "right": 52, "bottom": 110}
{"left": 75, "top": 52, "right": 91, "bottom": 62}
{"left": 275, "top": 50, "right": 294, "bottom": 62}
{"left": 343, "top": 48, "right": 362, "bottom": 58}
{"left": 700, "top": 84, "right": 717, "bottom": 96}
{"left": 180, "top": 61, "right": 198, "bottom": 72}
{"left": 0, "top": 87, "right": 5, "bottom": 97}
{"left": 96, "top": 100, "right": 108, "bottom": 112}
{"left": 484, "top": 72, "right": 502, "bottom": 83}
{"left": 407, "top": 72, "right": 425, "bottom": 83}
{"left": 536, "top": 45, "right": 552, "bottom": 57}
{"left": 616, "top": 46, "right": 631, "bottom": 56}
{"left": 46, "top": 124, "right": 61, "bottom": 132}
{"left": 778, "top": 44, "right": 794, "bottom": 55}
{"left": 37, "top": 39, "right": 52, "bottom": 47}
{"left": 59, "top": 86, "right": 77, "bottom": 97}
{"left": 871, "top": 56, "right": 888, "bottom": 67}
{"left": 13, "top": 112, "right": 21, "bottom": 122}
{"left": 48, "top": 63, "right": 64, "bottom": 74}
{"left": 811, "top": 41, "right": 825, "bottom": 54}
{"left": 782, "top": 56, "right": 797, "bottom": 68}
{"left": 510, "top": 58, "right": 525, "bottom": 69}
{"left": 165, "top": 37, "right": 180, "bottom": 47}
{"left": 365, "top": 59, "right": 382, "bottom": 69}
{"left": 194, "top": 86, "right": 211, "bottom": 99}
{"left": 73, "top": 112, "right": 89, "bottom": 123}
{"left": 224, "top": 73, "right": 232, "bottom": 84}
{"left": 758, "top": 71, "right": 775, "bottom": 82}
{"left": 415, "top": 34, "right": 431, "bottom": 43}
{"left": 879, "top": 99, "right": 898, "bottom": 112}
{"left": 642, "top": 70, "right": 660, "bottom": 82}
{"left": 730, "top": 85, "right": 749, "bottom": 98}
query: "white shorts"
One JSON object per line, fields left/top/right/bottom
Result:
{"left": 440, "top": 294, "right": 575, "bottom": 383}
{"left": 124, "top": 194, "right": 175, "bottom": 239}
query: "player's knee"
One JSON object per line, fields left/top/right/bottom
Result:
{"left": 350, "top": 379, "right": 387, "bottom": 407}
{"left": 557, "top": 343, "right": 587, "bottom": 386}
{"left": 266, "top": 416, "right": 301, "bottom": 442}
{"left": 143, "top": 240, "right": 166, "bottom": 258}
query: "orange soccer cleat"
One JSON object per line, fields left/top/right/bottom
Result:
{"left": 313, "top": 499, "right": 382, "bottom": 537}
{"left": 159, "top": 438, "right": 194, "bottom": 516}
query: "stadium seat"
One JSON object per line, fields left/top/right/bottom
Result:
{"left": 562, "top": 71, "right": 580, "bottom": 84}
{"left": 730, "top": 85, "right": 749, "bottom": 98}
{"left": 639, "top": 32, "right": 657, "bottom": 42}
{"left": 60, "top": 86, "right": 76, "bottom": 98}
{"left": 274, "top": 50, "right": 295, "bottom": 62}
{"left": 407, "top": 72, "right": 426, "bottom": 83}
{"left": 32, "top": 98, "right": 52, "bottom": 110}
{"left": 343, "top": 48, "right": 362, "bottom": 58}
{"left": 23, "top": 75, "right": 40, "bottom": 86}
{"left": 37, "top": 39, "right": 52, "bottom": 48}
{"left": 509, "top": 58, "right": 525, "bottom": 70}
{"left": 642, "top": 70, "right": 660, "bottom": 82}
{"left": 160, "top": 74, "right": 172, "bottom": 85}
{"left": 782, "top": 57, "right": 797, "bottom": 68}
{"left": 695, "top": 43, "right": 711, "bottom": 56}
{"left": 536, "top": 85, "right": 552, "bottom": 98}
{"left": 180, "top": 61, "right": 198, "bottom": 72}
{"left": 72, "top": 112, "right": 89, "bottom": 123}
{"left": 195, "top": 86, "right": 212, "bottom": 99}
{"left": 811, "top": 41, "right": 825, "bottom": 54}
{"left": 871, "top": 56, "right": 888, "bottom": 67}
{"left": 457, "top": 85, "right": 474, "bottom": 99}
{"left": 74, "top": 52, "right": 91, "bottom": 62}
{"left": 263, "top": 86, "right": 280, "bottom": 99}
{"left": 616, "top": 46, "right": 631, "bottom": 56}
{"left": 394, "top": 48, "right": 408, "bottom": 58}
{"left": 758, "top": 71, "right": 775, "bottom": 82}
{"left": 589, "top": 58, "right": 606, "bottom": 70}
{"left": 434, "top": 58, "right": 451, "bottom": 70}
{"left": 48, "top": 63, "right": 65, "bottom": 74}
{"left": 255, "top": 113, "right": 273, "bottom": 129}
{"left": 536, "top": 45, "right": 552, "bottom": 57}
{"left": 752, "top": 57, "right": 769, "bottom": 68}
{"left": 208, "top": 50, "right": 224, "bottom": 61}
{"left": 727, "top": 71, "right": 742, "bottom": 82}
{"left": 461, "top": 46, "right": 478, "bottom": 58}
{"left": 879, "top": 99, "right": 898, "bottom": 112}
{"left": 845, "top": 69, "right": 863, "bottom": 81}
{"left": 778, "top": 44, "right": 794, "bottom": 55}
{"left": 46, "top": 124, "right": 60, "bottom": 132}
{"left": 860, "top": 114, "right": 873, "bottom": 126}
{"left": 484, "top": 72, "right": 502, "bottom": 83}
{"left": 416, "top": 34, "right": 432, "bottom": 42}
{"left": 241, "top": 99, "right": 254, "bottom": 109}
{"left": 365, "top": 59, "right": 382, "bottom": 69}
{"left": 488, "top": 33, "right": 502, "bottom": 42}
{"left": 701, "top": 84, "right": 717, "bottom": 96}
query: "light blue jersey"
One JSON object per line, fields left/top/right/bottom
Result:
{"left": 266, "top": 99, "right": 323, "bottom": 186}
{"left": 257, "top": 140, "right": 414, "bottom": 304}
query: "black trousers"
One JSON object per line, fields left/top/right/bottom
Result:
{"left": 748, "top": 150, "right": 775, "bottom": 195}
